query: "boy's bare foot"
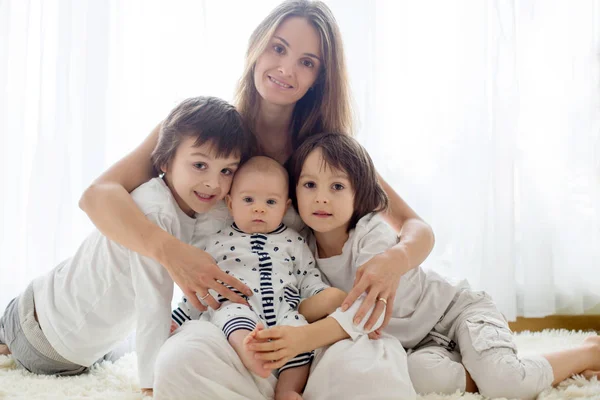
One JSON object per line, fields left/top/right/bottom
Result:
{"left": 229, "top": 325, "right": 271, "bottom": 378}
{"left": 581, "top": 370, "right": 600, "bottom": 380}
{"left": 275, "top": 391, "right": 303, "bottom": 400}
{"left": 0, "top": 344, "right": 10, "bottom": 355}
{"left": 583, "top": 336, "right": 600, "bottom": 371}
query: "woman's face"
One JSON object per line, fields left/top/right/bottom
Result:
{"left": 254, "top": 17, "right": 322, "bottom": 108}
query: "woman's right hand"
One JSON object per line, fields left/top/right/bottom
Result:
{"left": 159, "top": 236, "right": 253, "bottom": 311}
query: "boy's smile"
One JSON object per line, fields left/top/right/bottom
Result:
{"left": 162, "top": 138, "right": 240, "bottom": 216}
{"left": 194, "top": 192, "right": 216, "bottom": 202}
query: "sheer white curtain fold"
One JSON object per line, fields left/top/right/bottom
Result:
{"left": 368, "top": 0, "right": 600, "bottom": 320}
{"left": 1, "top": 0, "right": 599, "bottom": 320}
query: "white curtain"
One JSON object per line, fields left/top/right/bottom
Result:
{"left": 1, "top": 0, "right": 599, "bottom": 321}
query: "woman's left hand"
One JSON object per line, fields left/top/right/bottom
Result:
{"left": 342, "top": 248, "right": 409, "bottom": 331}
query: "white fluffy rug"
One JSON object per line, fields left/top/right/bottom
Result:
{"left": 0, "top": 330, "right": 598, "bottom": 400}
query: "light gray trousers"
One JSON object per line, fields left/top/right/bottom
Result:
{"left": 407, "top": 290, "right": 554, "bottom": 400}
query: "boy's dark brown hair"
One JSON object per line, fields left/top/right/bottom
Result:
{"left": 151, "top": 96, "right": 256, "bottom": 173}
{"left": 289, "top": 132, "right": 388, "bottom": 231}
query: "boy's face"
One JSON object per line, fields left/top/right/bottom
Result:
{"left": 226, "top": 170, "right": 291, "bottom": 233}
{"left": 295, "top": 148, "right": 354, "bottom": 235}
{"left": 162, "top": 138, "right": 240, "bottom": 216}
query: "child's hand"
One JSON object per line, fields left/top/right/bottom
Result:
{"left": 243, "top": 323, "right": 265, "bottom": 347}
{"left": 246, "top": 325, "right": 309, "bottom": 371}
{"left": 170, "top": 320, "right": 179, "bottom": 334}
{"left": 368, "top": 329, "right": 382, "bottom": 340}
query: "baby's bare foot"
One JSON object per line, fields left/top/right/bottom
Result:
{"left": 230, "top": 327, "right": 271, "bottom": 378}
{"left": 584, "top": 335, "right": 600, "bottom": 346}
{"left": 239, "top": 342, "right": 271, "bottom": 378}
{"left": 0, "top": 344, "right": 10, "bottom": 355}
{"left": 275, "top": 391, "right": 303, "bottom": 400}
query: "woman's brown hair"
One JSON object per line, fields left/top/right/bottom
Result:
{"left": 234, "top": 0, "right": 354, "bottom": 150}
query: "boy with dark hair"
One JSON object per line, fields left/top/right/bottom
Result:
{"left": 0, "top": 96, "right": 253, "bottom": 393}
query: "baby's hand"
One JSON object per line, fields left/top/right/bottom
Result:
{"left": 170, "top": 320, "right": 179, "bottom": 334}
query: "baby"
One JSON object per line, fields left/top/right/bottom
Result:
{"left": 172, "top": 156, "right": 346, "bottom": 400}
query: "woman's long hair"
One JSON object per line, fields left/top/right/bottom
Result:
{"left": 234, "top": 0, "right": 354, "bottom": 150}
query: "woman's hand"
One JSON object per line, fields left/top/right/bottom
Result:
{"left": 246, "top": 325, "right": 309, "bottom": 370}
{"left": 158, "top": 236, "right": 253, "bottom": 311}
{"left": 342, "top": 248, "right": 409, "bottom": 331}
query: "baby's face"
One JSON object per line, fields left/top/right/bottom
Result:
{"left": 227, "top": 170, "right": 290, "bottom": 233}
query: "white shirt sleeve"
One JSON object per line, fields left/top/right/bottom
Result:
{"left": 171, "top": 295, "right": 203, "bottom": 326}
{"left": 328, "top": 214, "right": 393, "bottom": 340}
{"left": 294, "top": 241, "right": 329, "bottom": 299}
{"left": 129, "top": 213, "right": 176, "bottom": 389}
{"left": 354, "top": 214, "right": 398, "bottom": 269}
{"left": 329, "top": 294, "right": 385, "bottom": 340}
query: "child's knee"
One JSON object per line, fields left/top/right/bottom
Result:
{"left": 458, "top": 315, "right": 550, "bottom": 398}
{"left": 408, "top": 350, "right": 465, "bottom": 394}
{"left": 0, "top": 344, "right": 11, "bottom": 355}
{"left": 469, "top": 352, "right": 551, "bottom": 400}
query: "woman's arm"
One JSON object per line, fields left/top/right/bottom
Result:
{"left": 79, "top": 124, "right": 253, "bottom": 311}
{"left": 79, "top": 124, "right": 162, "bottom": 255}
{"left": 378, "top": 173, "right": 435, "bottom": 265}
{"left": 343, "top": 172, "right": 435, "bottom": 331}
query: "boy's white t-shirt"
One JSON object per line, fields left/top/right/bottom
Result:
{"left": 32, "top": 177, "right": 229, "bottom": 387}
{"left": 313, "top": 212, "right": 468, "bottom": 348}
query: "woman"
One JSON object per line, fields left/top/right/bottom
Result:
{"left": 79, "top": 1, "right": 433, "bottom": 398}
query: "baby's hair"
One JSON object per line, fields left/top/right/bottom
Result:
{"left": 232, "top": 156, "right": 289, "bottom": 194}
{"left": 289, "top": 132, "right": 388, "bottom": 230}
{"left": 151, "top": 96, "right": 256, "bottom": 174}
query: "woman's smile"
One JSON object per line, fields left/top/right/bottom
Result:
{"left": 268, "top": 75, "right": 293, "bottom": 89}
